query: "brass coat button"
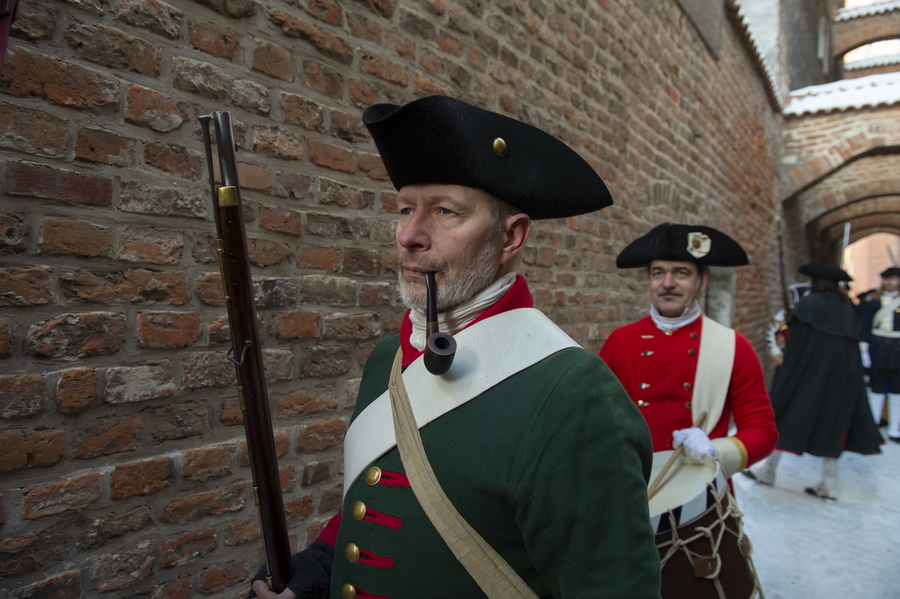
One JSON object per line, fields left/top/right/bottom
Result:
{"left": 492, "top": 137, "right": 508, "bottom": 156}
{"left": 345, "top": 543, "right": 360, "bottom": 564}
{"left": 688, "top": 349, "right": 696, "bottom": 356}
{"left": 365, "top": 466, "right": 381, "bottom": 485}
{"left": 691, "top": 333, "right": 698, "bottom": 339}
{"left": 685, "top": 401, "right": 692, "bottom": 409}
{"left": 641, "top": 350, "right": 653, "bottom": 356}
{"left": 342, "top": 583, "right": 357, "bottom": 599}
{"left": 351, "top": 501, "right": 366, "bottom": 521}
{"left": 665, "top": 330, "right": 674, "bottom": 336}
{"left": 683, "top": 382, "right": 692, "bottom": 390}
{"left": 637, "top": 400, "right": 648, "bottom": 407}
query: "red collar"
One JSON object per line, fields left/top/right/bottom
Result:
{"left": 398, "top": 274, "right": 534, "bottom": 367}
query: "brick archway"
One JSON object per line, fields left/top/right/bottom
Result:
{"left": 833, "top": 7, "right": 900, "bottom": 58}
{"left": 807, "top": 195, "right": 900, "bottom": 260}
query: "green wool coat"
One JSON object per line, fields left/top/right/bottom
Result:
{"left": 331, "top": 335, "right": 662, "bottom": 599}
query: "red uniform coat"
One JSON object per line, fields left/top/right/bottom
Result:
{"left": 599, "top": 316, "right": 777, "bottom": 470}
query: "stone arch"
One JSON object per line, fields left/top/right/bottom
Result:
{"left": 833, "top": 7, "right": 900, "bottom": 58}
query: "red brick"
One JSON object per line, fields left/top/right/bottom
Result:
{"left": 323, "top": 313, "right": 379, "bottom": 340}
{"left": 237, "top": 429, "right": 288, "bottom": 467}
{"left": 348, "top": 78, "right": 378, "bottom": 108}
{"left": 183, "top": 351, "right": 235, "bottom": 389}
{"left": 284, "top": 495, "right": 314, "bottom": 524}
{"left": 73, "top": 413, "right": 143, "bottom": 458}
{"left": 153, "top": 575, "right": 192, "bottom": 599}
{"left": 23, "top": 472, "right": 102, "bottom": 519}
{"left": 251, "top": 42, "right": 293, "bottom": 80}
{"left": 92, "top": 541, "right": 155, "bottom": 591}
{"left": 61, "top": 269, "right": 190, "bottom": 305}
{"left": 0, "top": 213, "right": 26, "bottom": 253}
{"left": 26, "top": 429, "right": 65, "bottom": 467}
{"left": 9, "top": 571, "right": 83, "bottom": 598}
{"left": 74, "top": 128, "right": 136, "bottom": 166}
{"left": 0, "top": 47, "right": 118, "bottom": 108}
{"left": 0, "top": 267, "right": 52, "bottom": 307}
{"left": 269, "top": 10, "right": 354, "bottom": 64}
{"left": 220, "top": 399, "right": 243, "bottom": 426}
{"left": 320, "top": 486, "right": 343, "bottom": 513}
{"left": 348, "top": 12, "right": 381, "bottom": 42}
{"left": 248, "top": 237, "right": 293, "bottom": 267}
{"left": 252, "top": 126, "right": 305, "bottom": 161}
{"left": 0, "top": 102, "right": 67, "bottom": 157}
{"left": 0, "top": 531, "right": 67, "bottom": 577}
{"left": 182, "top": 444, "right": 235, "bottom": 481}
{"left": 146, "top": 400, "right": 209, "bottom": 442}
{"left": 199, "top": 558, "right": 249, "bottom": 594}
{"left": 138, "top": 311, "right": 201, "bottom": 348}
{"left": 0, "top": 320, "right": 11, "bottom": 357}
{"left": 144, "top": 141, "right": 204, "bottom": 180}
{"left": 41, "top": 217, "right": 111, "bottom": 257}
{"left": 360, "top": 281, "right": 395, "bottom": 307}
{"left": 0, "top": 429, "right": 27, "bottom": 471}
{"left": 273, "top": 172, "right": 313, "bottom": 200}
{"left": 0, "top": 374, "right": 48, "bottom": 419}
{"left": 117, "top": 226, "right": 185, "bottom": 264}
{"left": 224, "top": 515, "right": 260, "bottom": 545}
{"left": 197, "top": 273, "right": 225, "bottom": 306}
{"left": 104, "top": 363, "right": 176, "bottom": 403}
{"left": 160, "top": 482, "right": 247, "bottom": 524}
{"left": 7, "top": 162, "right": 113, "bottom": 206}
{"left": 207, "top": 315, "right": 231, "bottom": 344}
{"left": 309, "top": 139, "right": 355, "bottom": 173}
{"left": 110, "top": 457, "right": 173, "bottom": 500}
{"left": 277, "top": 387, "right": 337, "bottom": 419}
{"left": 342, "top": 247, "right": 382, "bottom": 275}
{"left": 359, "top": 48, "right": 409, "bottom": 85}
{"left": 125, "top": 84, "right": 186, "bottom": 132}
{"left": 297, "top": 418, "right": 346, "bottom": 453}
{"left": 281, "top": 92, "right": 326, "bottom": 131}
{"left": 64, "top": 21, "right": 161, "bottom": 76}
{"left": 189, "top": 22, "right": 239, "bottom": 58}
{"left": 260, "top": 206, "right": 303, "bottom": 236}
{"left": 79, "top": 505, "right": 152, "bottom": 549}
{"left": 298, "top": 245, "right": 340, "bottom": 270}
{"left": 302, "top": 60, "right": 342, "bottom": 98}
{"left": 161, "top": 528, "right": 218, "bottom": 568}
{"left": 301, "top": 458, "right": 335, "bottom": 486}
{"left": 358, "top": 152, "right": 388, "bottom": 180}
{"left": 27, "top": 312, "right": 126, "bottom": 359}
{"left": 272, "top": 310, "right": 319, "bottom": 341}
{"left": 237, "top": 162, "right": 271, "bottom": 191}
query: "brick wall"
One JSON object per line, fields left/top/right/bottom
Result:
{"left": 0, "top": 0, "right": 784, "bottom": 597}
{"left": 833, "top": 8, "right": 900, "bottom": 58}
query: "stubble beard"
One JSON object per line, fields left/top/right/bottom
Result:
{"left": 399, "top": 241, "right": 501, "bottom": 311}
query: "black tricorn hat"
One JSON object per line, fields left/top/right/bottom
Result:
{"left": 799, "top": 262, "right": 852, "bottom": 282}
{"left": 881, "top": 267, "right": 900, "bottom": 278}
{"left": 361, "top": 95, "right": 612, "bottom": 220}
{"left": 615, "top": 223, "right": 749, "bottom": 268}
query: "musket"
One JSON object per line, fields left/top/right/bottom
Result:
{"left": 775, "top": 216, "right": 790, "bottom": 316}
{"left": 199, "top": 112, "right": 292, "bottom": 592}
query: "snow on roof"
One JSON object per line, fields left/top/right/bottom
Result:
{"left": 845, "top": 52, "right": 900, "bottom": 70}
{"left": 783, "top": 71, "right": 900, "bottom": 115}
{"left": 836, "top": 0, "right": 900, "bottom": 22}
{"left": 729, "top": 1, "right": 785, "bottom": 110}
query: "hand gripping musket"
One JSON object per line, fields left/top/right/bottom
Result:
{"left": 200, "top": 112, "right": 292, "bottom": 593}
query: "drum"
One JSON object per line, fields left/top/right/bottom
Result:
{"left": 649, "top": 451, "right": 762, "bottom": 599}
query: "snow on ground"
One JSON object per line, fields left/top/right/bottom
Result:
{"left": 734, "top": 434, "right": 900, "bottom": 599}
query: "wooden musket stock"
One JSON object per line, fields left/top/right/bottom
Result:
{"left": 200, "top": 112, "right": 292, "bottom": 592}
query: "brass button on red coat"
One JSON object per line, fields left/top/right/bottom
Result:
{"left": 691, "top": 333, "right": 698, "bottom": 339}
{"left": 351, "top": 501, "right": 366, "bottom": 521}
{"left": 365, "top": 466, "right": 381, "bottom": 485}
{"left": 342, "top": 584, "right": 357, "bottom": 599}
{"left": 683, "top": 382, "right": 692, "bottom": 390}
{"left": 688, "top": 349, "right": 696, "bottom": 356}
{"left": 637, "top": 400, "right": 649, "bottom": 407}
{"left": 685, "top": 402, "right": 692, "bottom": 409}
{"left": 642, "top": 350, "right": 653, "bottom": 356}
{"left": 345, "top": 543, "right": 360, "bottom": 564}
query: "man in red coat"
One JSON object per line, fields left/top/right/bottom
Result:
{"left": 600, "top": 223, "right": 777, "bottom": 478}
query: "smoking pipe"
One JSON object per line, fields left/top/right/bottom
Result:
{"left": 423, "top": 271, "right": 457, "bottom": 375}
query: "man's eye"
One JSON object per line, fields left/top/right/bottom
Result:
{"left": 439, "top": 208, "right": 454, "bottom": 215}
{"left": 399, "top": 208, "right": 412, "bottom": 216}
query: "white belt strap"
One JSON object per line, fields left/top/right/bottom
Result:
{"left": 343, "top": 308, "right": 580, "bottom": 496}
{"left": 691, "top": 316, "right": 736, "bottom": 436}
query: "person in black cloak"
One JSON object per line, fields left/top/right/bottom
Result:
{"left": 744, "top": 262, "right": 883, "bottom": 500}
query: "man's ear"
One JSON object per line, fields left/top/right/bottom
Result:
{"left": 698, "top": 268, "right": 711, "bottom": 294}
{"left": 499, "top": 213, "right": 531, "bottom": 266}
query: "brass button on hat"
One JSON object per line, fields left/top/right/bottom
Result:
{"left": 345, "top": 543, "right": 360, "bottom": 564}
{"left": 688, "top": 349, "right": 696, "bottom": 356}
{"left": 351, "top": 501, "right": 367, "bottom": 521}
{"left": 342, "top": 583, "right": 357, "bottom": 599}
{"left": 683, "top": 382, "right": 692, "bottom": 390}
{"left": 492, "top": 137, "right": 508, "bottom": 156}
{"left": 365, "top": 466, "right": 381, "bottom": 485}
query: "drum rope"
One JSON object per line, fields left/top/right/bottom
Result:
{"left": 656, "top": 482, "right": 762, "bottom": 599}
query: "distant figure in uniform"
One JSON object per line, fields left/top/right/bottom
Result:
{"left": 860, "top": 267, "right": 900, "bottom": 442}
{"left": 746, "top": 263, "right": 882, "bottom": 500}
{"left": 765, "top": 283, "right": 809, "bottom": 368}
{"left": 250, "top": 96, "right": 662, "bottom": 599}
{"left": 600, "top": 223, "right": 778, "bottom": 481}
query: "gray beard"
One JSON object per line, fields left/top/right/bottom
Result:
{"left": 399, "top": 241, "right": 501, "bottom": 311}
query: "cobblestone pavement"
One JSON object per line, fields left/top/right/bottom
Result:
{"left": 735, "top": 433, "right": 900, "bottom": 599}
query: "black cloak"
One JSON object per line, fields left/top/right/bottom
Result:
{"left": 769, "top": 291, "right": 883, "bottom": 458}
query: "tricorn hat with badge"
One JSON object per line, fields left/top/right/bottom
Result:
{"left": 799, "top": 262, "right": 852, "bottom": 282}
{"left": 615, "top": 223, "right": 749, "bottom": 268}
{"left": 881, "top": 266, "right": 900, "bottom": 278}
{"left": 361, "top": 95, "right": 612, "bottom": 220}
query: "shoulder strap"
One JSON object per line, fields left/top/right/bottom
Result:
{"left": 388, "top": 349, "right": 539, "bottom": 599}
{"left": 691, "top": 316, "right": 736, "bottom": 435}
{"left": 343, "top": 308, "right": 580, "bottom": 495}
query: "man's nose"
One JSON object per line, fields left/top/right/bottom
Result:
{"left": 397, "top": 211, "right": 431, "bottom": 251}
{"left": 661, "top": 272, "right": 676, "bottom": 288}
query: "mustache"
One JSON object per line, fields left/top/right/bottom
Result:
{"left": 656, "top": 290, "right": 684, "bottom": 297}
{"left": 399, "top": 255, "right": 447, "bottom": 275}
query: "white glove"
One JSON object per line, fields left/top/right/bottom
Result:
{"left": 860, "top": 342, "right": 871, "bottom": 368}
{"left": 672, "top": 427, "right": 719, "bottom": 463}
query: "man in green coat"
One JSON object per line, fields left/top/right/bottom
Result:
{"left": 252, "top": 95, "right": 661, "bottom": 599}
